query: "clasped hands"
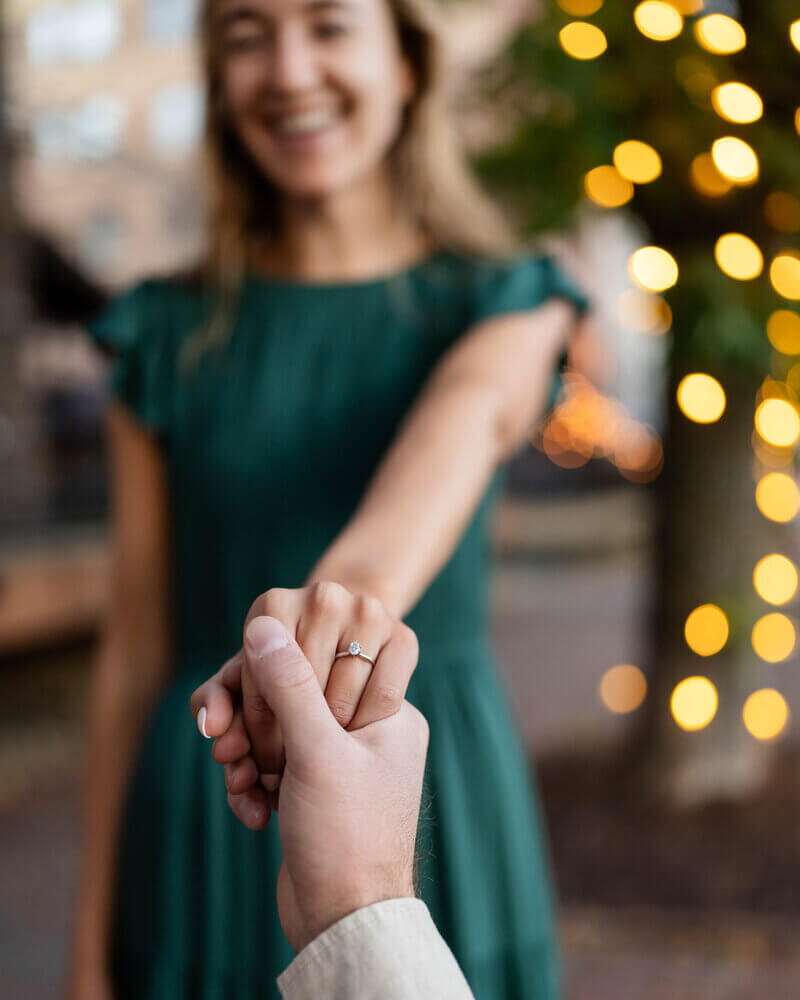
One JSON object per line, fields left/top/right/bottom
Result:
{"left": 190, "top": 581, "right": 419, "bottom": 830}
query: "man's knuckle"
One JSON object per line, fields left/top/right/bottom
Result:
{"left": 328, "top": 696, "right": 355, "bottom": 725}
{"left": 354, "top": 593, "right": 386, "bottom": 625}
{"left": 310, "top": 580, "right": 347, "bottom": 615}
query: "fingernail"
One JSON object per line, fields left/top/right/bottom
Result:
{"left": 246, "top": 616, "right": 290, "bottom": 657}
{"left": 197, "top": 706, "right": 210, "bottom": 739}
{"left": 260, "top": 773, "right": 281, "bottom": 791}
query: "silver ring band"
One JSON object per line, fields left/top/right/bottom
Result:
{"left": 333, "top": 640, "right": 375, "bottom": 666}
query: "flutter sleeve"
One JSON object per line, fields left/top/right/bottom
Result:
{"left": 86, "top": 279, "right": 174, "bottom": 436}
{"left": 470, "top": 252, "right": 590, "bottom": 415}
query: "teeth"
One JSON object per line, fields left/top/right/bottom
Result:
{"left": 274, "top": 109, "right": 340, "bottom": 136}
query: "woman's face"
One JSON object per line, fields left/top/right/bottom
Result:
{"left": 214, "top": 0, "right": 415, "bottom": 198}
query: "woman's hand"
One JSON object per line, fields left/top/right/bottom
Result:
{"left": 190, "top": 581, "right": 419, "bottom": 827}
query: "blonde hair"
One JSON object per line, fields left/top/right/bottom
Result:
{"left": 184, "top": 0, "right": 516, "bottom": 364}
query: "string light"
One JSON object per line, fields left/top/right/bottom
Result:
{"left": 694, "top": 14, "right": 746, "bottom": 54}
{"left": 630, "top": 246, "right": 678, "bottom": 291}
{"left": 767, "top": 311, "right": 800, "bottom": 355}
{"left": 670, "top": 676, "right": 718, "bottom": 731}
{"left": 617, "top": 289, "right": 672, "bottom": 335}
{"left": 755, "top": 398, "right": 800, "bottom": 448}
{"left": 743, "top": 689, "right": 790, "bottom": 741}
{"left": 684, "top": 604, "right": 729, "bottom": 656}
{"left": 634, "top": 2, "right": 683, "bottom": 42}
{"left": 753, "top": 553, "right": 798, "bottom": 606}
{"left": 711, "top": 137, "right": 759, "bottom": 185}
{"left": 756, "top": 473, "right": 800, "bottom": 523}
{"left": 613, "top": 140, "right": 662, "bottom": 183}
{"left": 714, "top": 233, "right": 763, "bottom": 280}
{"left": 584, "top": 165, "right": 634, "bottom": 207}
{"left": 559, "top": 22, "right": 608, "bottom": 59}
{"left": 770, "top": 253, "right": 800, "bottom": 300}
{"left": 557, "top": 0, "right": 603, "bottom": 14}
{"left": 791, "top": 20, "right": 800, "bottom": 53}
{"left": 599, "top": 665, "right": 648, "bottom": 713}
{"left": 677, "top": 373, "right": 726, "bottom": 423}
{"left": 751, "top": 613, "right": 796, "bottom": 662}
{"left": 711, "top": 82, "right": 763, "bottom": 124}
{"left": 689, "top": 152, "right": 732, "bottom": 196}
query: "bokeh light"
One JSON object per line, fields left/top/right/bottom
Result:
{"left": 753, "top": 554, "right": 798, "bottom": 606}
{"left": 677, "top": 373, "right": 726, "bottom": 423}
{"left": 765, "top": 192, "right": 800, "bottom": 234}
{"left": 617, "top": 289, "right": 672, "bottom": 335}
{"left": 711, "top": 137, "right": 759, "bottom": 185}
{"left": 791, "top": 20, "right": 800, "bottom": 53}
{"left": 630, "top": 246, "right": 678, "bottom": 291}
{"left": 684, "top": 604, "right": 729, "bottom": 656}
{"left": 694, "top": 14, "right": 746, "bottom": 54}
{"left": 634, "top": 2, "right": 683, "bottom": 42}
{"left": 673, "top": 0, "right": 703, "bottom": 12}
{"left": 767, "top": 311, "right": 800, "bottom": 355}
{"left": 559, "top": 22, "right": 608, "bottom": 59}
{"left": 714, "top": 233, "right": 763, "bottom": 280}
{"left": 751, "top": 613, "right": 796, "bottom": 663}
{"left": 584, "top": 165, "right": 634, "bottom": 207}
{"left": 755, "top": 398, "right": 800, "bottom": 448}
{"left": 613, "top": 140, "right": 662, "bottom": 184}
{"left": 743, "top": 689, "right": 790, "bottom": 741}
{"left": 689, "top": 152, "right": 733, "bottom": 197}
{"left": 770, "top": 253, "right": 800, "bottom": 300}
{"left": 599, "top": 664, "right": 648, "bottom": 714}
{"left": 755, "top": 472, "right": 800, "bottom": 523}
{"left": 711, "top": 82, "right": 763, "bottom": 123}
{"left": 557, "top": 0, "right": 604, "bottom": 13}
{"left": 796, "top": 107, "right": 800, "bottom": 136}
{"left": 671, "top": 676, "right": 718, "bottom": 731}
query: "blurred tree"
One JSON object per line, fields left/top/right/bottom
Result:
{"left": 477, "top": 0, "right": 800, "bottom": 802}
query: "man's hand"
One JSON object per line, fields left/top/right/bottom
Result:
{"left": 240, "top": 615, "right": 428, "bottom": 953}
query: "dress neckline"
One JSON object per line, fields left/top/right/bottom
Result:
{"left": 244, "top": 249, "right": 449, "bottom": 292}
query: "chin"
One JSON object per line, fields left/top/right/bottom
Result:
{"left": 258, "top": 160, "right": 374, "bottom": 201}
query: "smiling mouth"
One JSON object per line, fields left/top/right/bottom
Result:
{"left": 267, "top": 107, "right": 346, "bottom": 138}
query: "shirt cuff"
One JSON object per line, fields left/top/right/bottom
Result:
{"left": 277, "top": 898, "right": 475, "bottom": 1000}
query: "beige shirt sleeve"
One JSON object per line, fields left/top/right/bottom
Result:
{"left": 276, "top": 898, "right": 476, "bottom": 1000}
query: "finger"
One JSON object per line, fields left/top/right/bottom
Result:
{"left": 260, "top": 772, "right": 282, "bottom": 792}
{"left": 325, "top": 596, "right": 392, "bottom": 729}
{"left": 190, "top": 651, "right": 243, "bottom": 739}
{"left": 295, "top": 581, "right": 350, "bottom": 693}
{"left": 226, "top": 787, "right": 271, "bottom": 831}
{"left": 211, "top": 708, "right": 251, "bottom": 764}
{"left": 223, "top": 754, "right": 260, "bottom": 795}
{"left": 221, "top": 650, "right": 244, "bottom": 692}
{"left": 243, "top": 616, "right": 339, "bottom": 758}
{"left": 348, "top": 623, "right": 419, "bottom": 731}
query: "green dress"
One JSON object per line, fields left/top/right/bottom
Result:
{"left": 89, "top": 250, "right": 588, "bottom": 1000}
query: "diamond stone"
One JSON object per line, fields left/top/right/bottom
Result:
{"left": 349, "top": 641, "right": 361, "bottom": 656}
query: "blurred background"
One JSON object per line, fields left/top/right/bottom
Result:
{"left": 2, "top": 0, "right": 800, "bottom": 996}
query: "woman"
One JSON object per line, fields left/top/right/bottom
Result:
{"left": 70, "top": 0, "right": 589, "bottom": 996}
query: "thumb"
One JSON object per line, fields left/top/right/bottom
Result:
{"left": 243, "top": 616, "right": 337, "bottom": 756}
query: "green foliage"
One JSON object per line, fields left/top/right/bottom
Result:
{"left": 474, "top": 0, "right": 800, "bottom": 374}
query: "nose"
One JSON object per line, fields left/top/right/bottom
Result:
{"left": 268, "top": 23, "right": 320, "bottom": 93}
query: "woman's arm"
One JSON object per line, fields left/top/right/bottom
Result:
{"left": 68, "top": 405, "right": 172, "bottom": 997}
{"left": 306, "top": 300, "right": 575, "bottom": 618}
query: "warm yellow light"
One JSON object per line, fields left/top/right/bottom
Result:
{"left": 753, "top": 554, "right": 798, "bottom": 606}
{"left": 671, "top": 676, "right": 718, "bottom": 731}
{"left": 613, "top": 140, "right": 662, "bottom": 184}
{"left": 684, "top": 604, "right": 729, "bottom": 656}
{"left": 559, "top": 21, "right": 608, "bottom": 59}
{"left": 756, "top": 473, "right": 800, "bottom": 523}
{"left": 599, "top": 664, "right": 648, "bottom": 714}
{"left": 634, "top": 2, "right": 683, "bottom": 41}
{"left": 584, "top": 166, "right": 634, "bottom": 208}
{"left": 770, "top": 253, "right": 800, "bottom": 300}
{"left": 558, "top": 0, "right": 603, "bottom": 14}
{"left": 755, "top": 398, "right": 800, "bottom": 448}
{"left": 689, "top": 152, "right": 733, "bottom": 197}
{"left": 630, "top": 246, "right": 678, "bottom": 291}
{"left": 711, "top": 137, "right": 759, "bottom": 185}
{"left": 673, "top": 0, "right": 703, "bottom": 13}
{"left": 743, "top": 689, "right": 789, "bottom": 741}
{"left": 694, "top": 14, "right": 746, "bottom": 54}
{"left": 751, "top": 613, "right": 796, "bottom": 663}
{"left": 617, "top": 289, "right": 672, "bottom": 335}
{"left": 714, "top": 233, "right": 763, "bottom": 281}
{"left": 791, "top": 20, "right": 800, "bottom": 53}
{"left": 711, "top": 82, "right": 763, "bottom": 124}
{"left": 796, "top": 108, "right": 800, "bottom": 136}
{"left": 765, "top": 192, "right": 800, "bottom": 234}
{"left": 677, "top": 373, "right": 726, "bottom": 423}
{"left": 767, "top": 311, "right": 800, "bottom": 355}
